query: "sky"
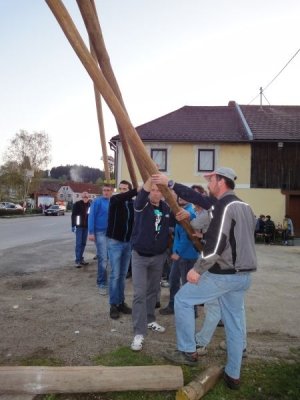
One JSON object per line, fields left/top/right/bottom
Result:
{"left": 1, "top": 0, "right": 300, "bottom": 170}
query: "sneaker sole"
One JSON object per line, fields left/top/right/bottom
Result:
{"left": 147, "top": 324, "right": 166, "bottom": 333}
{"left": 131, "top": 345, "right": 143, "bottom": 351}
{"left": 196, "top": 348, "right": 208, "bottom": 356}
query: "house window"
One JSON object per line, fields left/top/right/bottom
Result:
{"left": 151, "top": 149, "right": 167, "bottom": 171}
{"left": 198, "top": 149, "right": 215, "bottom": 172}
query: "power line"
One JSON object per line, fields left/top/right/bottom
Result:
{"left": 248, "top": 47, "right": 300, "bottom": 105}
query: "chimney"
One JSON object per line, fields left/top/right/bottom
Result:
{"left": 228, "top": 101, "right": 236, "bottom": 107}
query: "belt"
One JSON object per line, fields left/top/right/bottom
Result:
{"left": 209, "top": 265, "right": 256, "bottom": 275}
{"left": 136, "top": 251, "right": 155, "bottom": 257}
{"left": 235, "top": 268, "right": 256, "bottom": 273}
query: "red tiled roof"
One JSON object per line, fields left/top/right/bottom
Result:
{"left": 37, "top": 181, "right": 61, "bottom": 193}
{"left": 239, "top": 105, "right": 300, "bottom": 141}
{"left": 62, "top": 182, "right": 101, "bottom": 194}
{"left": 133, "top": 106, "right": 249, "bottom": 142}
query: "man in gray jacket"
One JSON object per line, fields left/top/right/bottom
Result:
{"left": 152, "top": 167, "right": 257, "bottom": 390}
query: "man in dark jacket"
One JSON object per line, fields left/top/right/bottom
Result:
{"left": 71, "top": 192, "right": 91, "bottom": 268}
{"left": 130, "top": 177, "right": 171, "bottom": 352}
{"left": 106, "top": 180, "right": 137, "bottom": 319}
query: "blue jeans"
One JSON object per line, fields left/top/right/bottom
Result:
{"left": 175, "top": 271, "right": 251, "bottom": 379}
{"left": 107, "top": 239, "right": 131, "bottom": 305}
{"left": 195, "top": 299, "right": 247, "bottom": 349}
{"left": 75, "top": 227, "right": 88, "bottom": 263}
{"left": 168, "top": 258, "right": 197, "bottom": 309}
{"left": 95, "top": 231, "right": 108, "bottom": 288}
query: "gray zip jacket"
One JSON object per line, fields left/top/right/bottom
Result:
{"left": 194, "top": 191, "right": 257, "bottom": 274}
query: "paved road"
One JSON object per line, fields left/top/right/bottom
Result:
{"left": 0, "top": 214, "right": 71, "bottom": 250}
{"left": 0, "top": 214, "right": 96, "bottom": 276}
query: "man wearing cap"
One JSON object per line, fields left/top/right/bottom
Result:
{"left": 152, "top": 167, "right": 257, "bottom": 390}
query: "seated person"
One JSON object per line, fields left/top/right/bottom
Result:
{"left": 264, "top": 215, "right": 275, "bottom": 244}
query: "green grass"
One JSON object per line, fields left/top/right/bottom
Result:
{"left": 21, "top": 348, "right": 300, "bottom": 400}
{"left": 2, "top": 355, "right": 64, "bottom": 367}
{"left": 92, "top": 346, "right": 156, "bottom": 367}
{"left": 204, "top": 361, "right": 300, "bottom": 400}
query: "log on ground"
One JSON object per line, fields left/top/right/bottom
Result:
{"left": 176, "top": 365, "right": 224, "bottom": 400}
{"left": 0, "top": 365, "right": 183, "bottom": 394}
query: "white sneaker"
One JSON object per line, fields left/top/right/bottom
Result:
{"left": 99, "top": 287, "right": 107, "bottom": 296}
{"left": 196, "top": 345, "right": 208, "bottom": 356}
{"left": 147, "top": 321, "right": 166, "bottom": 333}
{"left": 219, "top": 340, "right": 247, "bottom": 358}
{"left": 219, "top": 340, "right": 227, "bottom": 351}
{"left": 131, "top": 334, "right": 144, "bottom": 351}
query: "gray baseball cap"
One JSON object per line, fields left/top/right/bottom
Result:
{"left": 203, "top": 167, "right": 237, "bottom": 182}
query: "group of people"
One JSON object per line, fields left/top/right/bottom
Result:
{"left": 255, "top": 214, "right": 294, "bottom": 245}
{"left": 71, "top": 166, "right": 258, "bottom": 390}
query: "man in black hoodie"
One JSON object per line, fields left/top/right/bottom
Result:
{"left": 106, "top": 180, "right": 137, "bottom": 319}
{"left": 130, "top": 177, "right": 171, "bottom": 351}
{"left": 71, "top": 192, "right": 91, "bottom": 268}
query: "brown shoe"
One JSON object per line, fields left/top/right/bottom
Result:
{"left": 224, "top": 372, "right": 240, "bottom": 390}
{"left": 163, "top": 350, "right": 199, "bottom": 366}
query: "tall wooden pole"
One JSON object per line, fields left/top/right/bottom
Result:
{"left": 45, "top": 0, "right": 202, "bottom": 251}
{"left": 90, "top": 42, "right": 110, "bottom": 182}
{"left": 77, "top": 0, "right": 138, "bottom": 187}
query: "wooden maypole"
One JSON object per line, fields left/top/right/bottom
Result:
{"left": 77, "top": 0, "right": 138, "bottom": 187}
{"left": 90, "top": 43, "right": 110, "bottom": 182}
{"left": 45, "top": 0, "right": 202, "bottom": 251}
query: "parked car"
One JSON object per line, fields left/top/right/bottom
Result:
{"left": 0, "top": 202, "right": 23, "bottom": 211}
{"left": 44, "top": 205, "right": 65, "bottom": 216}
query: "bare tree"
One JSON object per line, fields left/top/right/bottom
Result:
{"left": 2, "top": 130, "right": 51, "bottom": 204}
{"left": 4, "top": 130, "right": 51, "bottom": 171}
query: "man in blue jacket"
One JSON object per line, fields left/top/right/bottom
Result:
{"left": 88, "top": 184, "right": 113, "bottom": 295}
{"left": 160, "top": 196, "right": 199, "bottom": 315}
{"left": 106, "top": 180, "right": 137, "bottom": 319}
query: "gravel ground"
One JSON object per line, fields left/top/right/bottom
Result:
{"left": 0, "top": 240, "right": 299, "bottom": 398}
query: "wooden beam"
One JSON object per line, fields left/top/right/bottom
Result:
{"left": 77, "top": 0, "right": 138, "bottom": 187}
{"left": 176, "top": 366, "right": 223, "bottom": 400}
{"left": 90, "top": 43, "right": 110, "bottom": 182}
{"left": 0, "top": 365, "right": 183, "bottom": 394}
{"left": 45, "top": 0, "right": 203, "bottom": 251}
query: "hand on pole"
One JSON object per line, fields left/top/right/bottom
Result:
{"left": 175, "top": 208, "right": 190, "bottom": 221}
{"left": 151, "top": 174, "right": 168, "bottom": 186}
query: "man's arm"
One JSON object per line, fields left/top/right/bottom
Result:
{"left": 134, "top": 178, "right": 151, "bottom": 211}
{"left": 110, "top": 188, "right": 138, "bottom": 204}
{"left": 71, "top": 202, "right": 78, "bottom": 227}
{"left": 152, "top": 174, "right": 215, "bottom": 210}
{"left": 193, "top": 203, "right": 234, "bottom": 274}
{"left": 88, "top": 200, "right": 98, "bottom": 238}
